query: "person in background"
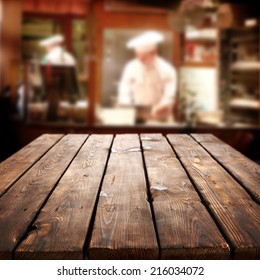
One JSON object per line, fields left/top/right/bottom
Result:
{"left": 38, "top": 35, "right": 77, "bottom": 121}
{"left": 39, "top": 34, "right": 76, "bottom": 66}
{"left": 118, "top": 30, "right": 177, "bottom": 122}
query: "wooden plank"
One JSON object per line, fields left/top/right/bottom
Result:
{"left": 191, "top": 134, "right": 260, "bottom": 203}
{"left": 190, "top": 134, "right": 223, "bottom": 144}
{"left": 140, "top": 134, "right": 176, "bottom": 157}
{"left": 89, "top": 134, "right": 158, "bottom": 260}
{"left": 191, "top": 133, "right": 246, "bottom": 159}
{"left": 213, "top": 158, "right": 260, "bottom": 204}
{"left": 171, "top": 155, "right": 260, "bottom": 259}
{"left": 0, "top": 134, "right": 87, "bottom": 260}
{"left": 141, "top": 134, "right": 230, "bottom": 259}
{"left": 15, "top": 135, "right": 113, "bottom": 260}
{"left": 0, "top": 134, "right": 64, "bottom": 197}
{"left": 167, "top": 134, "right": 210, "bottom": 158}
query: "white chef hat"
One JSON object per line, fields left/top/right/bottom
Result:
{"left": 39, "top": 34, "right": 64, "bottom": 47}
{"left": 126, "top": 31, "right": 164, "bottom": 53}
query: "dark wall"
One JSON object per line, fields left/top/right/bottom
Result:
{"left": 0, "top": 94, "right": 19, "bottom": 161}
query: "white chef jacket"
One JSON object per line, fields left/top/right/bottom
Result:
{"left": 118, "top": 56, "right": 177, "bottom": 109}
{"left": 41, "top": 46, "right": 76, "bottom": 66}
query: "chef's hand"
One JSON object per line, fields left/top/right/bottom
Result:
{"left": 150, "top": 104, "right": 171, "bottom": 121}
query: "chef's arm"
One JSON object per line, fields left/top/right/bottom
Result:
{"left": 152, "top": 67, "right": 177, "bottom": 118}
{"left": 118, "top": 66, "right": 133, "bottom": 106}
{"left": 159, "top": 68, "right": 177, "bottom": 107}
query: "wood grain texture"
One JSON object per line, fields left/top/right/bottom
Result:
{"left": 0, "top": 134, "right": 64, "bottom": 197}
{"left": 140, "top": 134, "right": 177, "bottom": 157}
{"left": 179, "top": 156, "right": 260, "bottom": 259}
{"left": 0, "top": 134, "right": 87, "bottom": 259}
{"left": 167, "top": 134, "right": 211, "bottom": 158}
{"left": 214, "top": 158, "right": 260, "bottom": 205}
{"left": 191, "top": 134, "right": 260, "bottom": 204}
{"left": 89, "top": 134, "right": 158, "bottom": 260}
{"left": 191, "top": 134, "right": 246, "bottom": 159}
{"left": 0, "top": 133, "right": 258, "bottom": 260}
{"left": 141, "top": 134, "right": 230, "bottom": 260}
{"left": 15, "top": 135, "right": 113, "bottom": 260}
{"left": 190, "top": 134, "right": 223, "bottom": 144}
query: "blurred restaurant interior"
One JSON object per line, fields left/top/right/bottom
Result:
{"left": 0, "top": 0, "right": 259, "bottom": 161}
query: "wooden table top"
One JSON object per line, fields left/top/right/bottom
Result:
{"left": 0, "top": 133, "right": 259, "bottom": 260}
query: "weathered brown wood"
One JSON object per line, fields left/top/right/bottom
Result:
{"left": 0, "top": 134, "right": 87, "bottom": 259}
{"left": 15, "top": 135, "right": 113, "bottom": 260}
{"left": 140, "top": 134, "right": 177, "bottom": 157}
{"left": 190, "top": 134, "right": 223, "bottom": 144}
{"left": 191, "top": 134, "right": 260, "bottom": 204}
{"left": 89, "top": 134, "right": 158, "bottom": 259}
{"left": 191, "top": 133, "right": 246, "bottom": 159}
{"left": 167, "top": 134, "right": 210, "bottom": 158}
{"left": 0, "top": 133, "right": 258, "bottom": 260}
{"left": 0, "top": 134, "right": 64, "bottom": 196}
{"left": 214, "top": 158, "right": 260, "bottom": 204}
{"left": 167, "top": 152, "right": 260, "bottom": 259}
{"left": 141, "top": 134, "right": 230, "bottom": 259}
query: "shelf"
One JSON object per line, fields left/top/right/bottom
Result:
{"left": 219, "top": 7, "right": 260, "bottom": 127}
{"left": 231, "top": 61, "right": 260, "bottom": 71}
{"left": 231, "top": 37, "right": 259, "bottom": 44}
{"left": 231, "top": 72, "right": 260, "bottom": 79}
{"left": 230, "top": 24, "right": 259, "bottom": 30}
{"left": 185, "top": 39, "right": 216, "bottom": 45}
{"left": 182, "top": 62, "right": 216, "bottom": 67}
{"left": 229, "top": 98, "right": 260, "bottom": 110}
{"left": 185, "top": 28, "right": 218, "bottom": 41}
{"left": 231, "top": 122, "right": 260, "bottom": 128}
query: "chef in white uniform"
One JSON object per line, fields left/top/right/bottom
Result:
{"left": 39, "top": 34, "right": 76, "bottom": 66}
{"left": 118, "top": 31, "right": 177, "bottom": 121}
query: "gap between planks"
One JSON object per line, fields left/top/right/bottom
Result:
{"left": 141, "top": 134, "right": 230, "bottom": 260}
{"left": 139, "top": 134, "right": 162, "bottom": 260}
{"left": 15, "top": 134, "right": 114, "bottom": 260}
{"left": 165, "top": 135, "right": 236, "bottom": 257}
{"left": 190, "top": 134, "right": 260, "bottom": 205}
{"left": 11, "top": 135, "right": 89, "bottom": 259}
{"left": 0, "top": 134, "right": 65, "bottom": 198}
{"left": 88, "top": 134, "right": 159, "bottom": 260}
{"left": 166, "top": 134, "right": 260, "bottom": 260}
{"left": 83, "top": 135, "right": 115, "bottom": 260}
